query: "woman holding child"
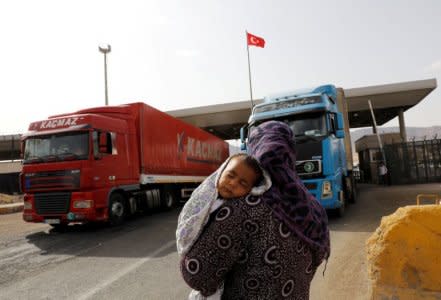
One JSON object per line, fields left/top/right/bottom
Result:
{"left": 177, "top": 120, "right": 330, "bottom": 299}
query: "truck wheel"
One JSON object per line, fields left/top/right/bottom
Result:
{"left": 350, "top": 179, "right": 357, "bottom": 204}
{"left": 161, "top": 188, "right": 176, "bottom": 211}
{"left": 335, "top": 190, "right": 345, "bottom": 218}
{"left": 109, "top": 193, "right": 126, "bottom": 226}
{"left": 344, "top": 176, "right": 356, "bottom": 204}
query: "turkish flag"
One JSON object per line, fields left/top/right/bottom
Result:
{"left": 247, "top": 32, "right": 265, "bottom": 48}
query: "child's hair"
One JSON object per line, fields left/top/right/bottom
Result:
{"left": 230, "top": 153, "right": 263, "bottom": 185}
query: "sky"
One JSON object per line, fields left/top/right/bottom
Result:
{"left": 1, "top": 0, "right": 440, "bottom": 134}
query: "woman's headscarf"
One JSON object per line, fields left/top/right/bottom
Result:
{"left": 247, "top": 120, "right": 330, "bottom": 263}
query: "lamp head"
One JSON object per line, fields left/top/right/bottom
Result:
{"left": 98, "top": 44, "right": 111, "bottom": 54}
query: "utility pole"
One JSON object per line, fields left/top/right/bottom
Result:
{"left": 98, "top": 44, "right": 111, "bottom": 105}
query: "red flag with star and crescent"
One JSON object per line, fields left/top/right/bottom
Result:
{"left": 247, "top": 32, "right": 265, "bottom": 48}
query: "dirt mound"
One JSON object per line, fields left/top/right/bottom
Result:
{"left": 366, "top": 205, "right": 441, "bottom": 298}
{"left": 0, "top": 194, "right": 23, "bottom": 204}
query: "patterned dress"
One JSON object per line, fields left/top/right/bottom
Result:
{"left": 177, "top": 155, "right": 273, "bottom": 299}
{"left": 180, "top": 195, "right": 317, "bottom": 299}
{"left": 181, "top": 120, "right": 330, "bottom": 300}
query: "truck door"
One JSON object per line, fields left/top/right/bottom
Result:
{"left": 92, "top": 131, "right": 118, "bottom": 188}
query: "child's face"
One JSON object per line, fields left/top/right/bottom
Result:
{"left": 217, "top": 157, "right": 259, "bottom": 199}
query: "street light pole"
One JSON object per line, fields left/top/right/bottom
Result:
{"left": 98, "top": 44, "right": 111, "bottom": 106}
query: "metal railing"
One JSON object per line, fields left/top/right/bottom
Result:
{"left": 416, "top": 194, "right": 441, "bottom": 205}
{"left": 384, "top": 138, "right": 441, "bottom": 185}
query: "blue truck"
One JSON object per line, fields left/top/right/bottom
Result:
{"left": 241, "top": 84, "right": 356, "bottom": 217}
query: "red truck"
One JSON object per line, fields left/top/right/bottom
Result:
{"left": 20, "top": 102, "right": 229, "bottom": 229}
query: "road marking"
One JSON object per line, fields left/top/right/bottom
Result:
{"left": 77, "top": 240, "right": 176, "bottom": 300}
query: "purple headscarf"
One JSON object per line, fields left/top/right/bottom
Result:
{"left": 248, "top": 120, "right": 330, "bottom": 264}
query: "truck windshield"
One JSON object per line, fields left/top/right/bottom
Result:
{"left": 247, "top": 113, "right": 327, "bottom": 144}
{"left": 23, "top": 131, "right": 89, "bottom": 164}
{"left": 285, "top": 113, "right": 327, "bottom": 139}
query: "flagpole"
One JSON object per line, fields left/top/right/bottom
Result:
{"left": 246, "top": 31, "right": 255, "bottom": 108}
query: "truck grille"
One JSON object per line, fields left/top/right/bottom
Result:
{"left": 24, "top": 170, "right": 80, "bottom": 192}
{"left": 34, "top": 192, "right": 71, "bottom": 214}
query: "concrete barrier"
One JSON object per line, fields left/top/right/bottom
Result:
{"left": 0, "top": 202, "right": 24, "bottom": 214}
{"left": 366, "top": 205, "right": 441, "bottom": 299}
{"left": 0, "top": 160, "right": 22, "bottom": 173}
{"left": 0, "top": 193, "right": 23, "bottom": 214}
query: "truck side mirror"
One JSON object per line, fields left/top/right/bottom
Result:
{"left": 336, "top": 129, "right": 345, "bottom": 138}
{"left": 240, "top": 126, "right": 247, "bottom": 151}
{"left": 336, "top": 113, "right": 344, "bottom": 130}
{"left": 335, "top": 113, "right": 345, "bottom": 138}
{"left": 99, "top": 132, "right": 108, "bottom": 153}
{"left": 20, "top": 141, "right": 24, "bottom": 159}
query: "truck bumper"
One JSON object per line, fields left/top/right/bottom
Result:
{"left": 22, "top": 191, "right": 107, "bottom": 224}
{"left": 23, "top": 210, "right": 99, "bottom": 224}
{"left": 302, "top": 178, "right": 342, "bottom": 209}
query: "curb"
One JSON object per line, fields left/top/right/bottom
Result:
{"left": 0, "top": 203, "right": 24, "bottom": 215}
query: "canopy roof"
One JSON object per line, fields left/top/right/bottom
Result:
{"left": 167, "top": 78, "right": 437, "bottom": 140}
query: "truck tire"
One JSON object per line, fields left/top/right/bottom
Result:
{"left": 109, "top": 193, "right": 126, "bottom": 226}
{"left": 343, "top": 176, "right": 357, "bottom": 204}
{"left": 335, "top": 190, "right": 345, "bottom": 218}
{"left": 350, "top": 177, "right": 357, "bottom": 204}
{"left": 161, "top": 188, "right": 176, "bottom": 211}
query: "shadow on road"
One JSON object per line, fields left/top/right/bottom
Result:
{"left": 24, "top": 207, "right": 182, "bottom": 259}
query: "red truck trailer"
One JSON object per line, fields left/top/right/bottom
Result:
{"left": 20, "top": 102, "right": 229, "bottom": 229}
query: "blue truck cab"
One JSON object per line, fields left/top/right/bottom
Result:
{"left": 241, "top": 84, "right": 356, "bottom": 217}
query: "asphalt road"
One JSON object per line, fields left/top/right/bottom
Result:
{"left": 0, "top": 183, "right": 439, "bottom": 300}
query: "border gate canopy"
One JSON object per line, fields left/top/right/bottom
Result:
{"left": 167, "top": 78, "right": 437, "bottom": 140}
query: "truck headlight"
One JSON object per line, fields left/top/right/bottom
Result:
{"left": 73, "top": 200, "right": 93, "bottom": 209}
{"left": 322, "top": 181, "right": 333, "bottom": 199}
{"left": 24, "top": 201, "right": 32, "bottom": 210}
{"left": 304, "top": 162, "right": 315, "bottom": 173}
